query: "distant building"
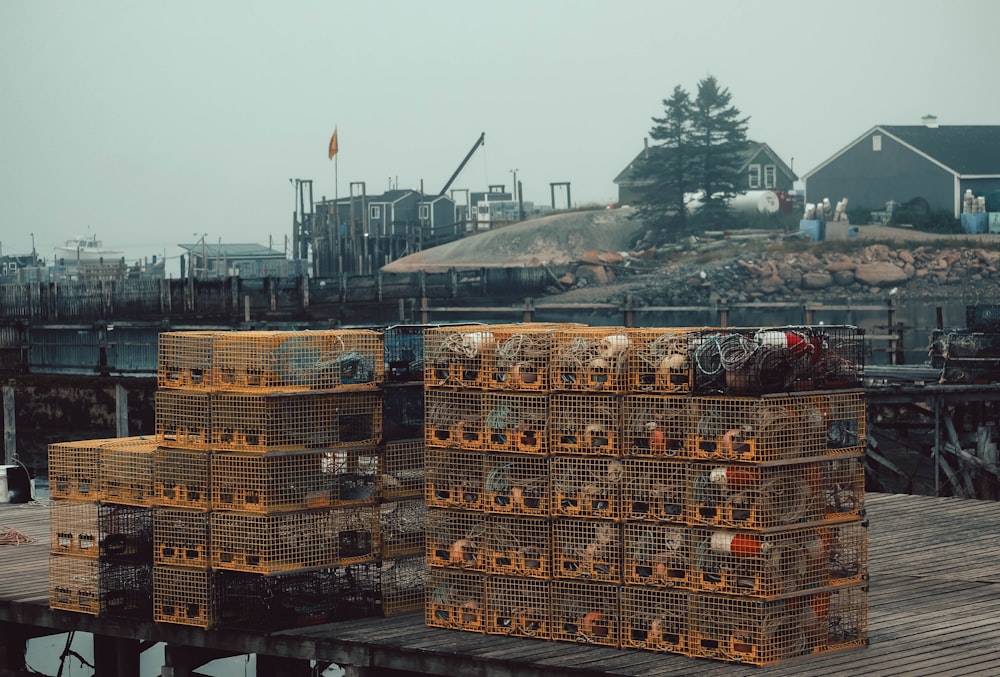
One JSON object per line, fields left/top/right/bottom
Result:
{"left": 177, "top": 242, "right": 289, "bottom": 279}
{"left": 0, "top": 252, "right": 46, "bottom": 282}
{"left": 802, "top": 119, "right": 1000, "bottom": 218}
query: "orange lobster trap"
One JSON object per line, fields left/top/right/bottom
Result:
{"left": 622, "top": 522, "right": 691, "bottom": 590}
{"left": 50, "top": 555, "right": 152, "bottom": 619}
{"left": 688, "top": 583, "right": 868, "bottom": 666}
{"left": 425, "top": 568, "right": 487, "bottom": 633}
{"left": 621, "top": 458, "right": 688, "bottom": 523}
{"left": 153, "top": 446, "right": 212, "bottom": 511}
{"left": 157, "top": 330, "right": 220, "bottom": 389}
{"left": 211, "top": 447, "right": 379, "bottom": 513}
{"left": 212, "top": 329, "right": 383, "bottom": 391}
{"left": 48, "top": 438, "right": 112, "bottom": 501}
{"left": 382, "top": 439, "right": 426, "bottom": 500}
{"left": 153, "top": 564, "right": 218, "bottom": 628}
{"left": 424, "top": 388, "right": 485, "bottom": 449}
{"left": 381, "top": 554, "right": 426, "bottom": 617}
{"left": 484, "top": 453, "right": 550, "bottom": 516}
{"left": 154, "top": 507, "right": 211, "bottom": 569}
{"left": 423, "top": 325, "right": 495, "bottom": 389}
{"left": 553, "top": 518, "right": 621, "bottom": 583}
{"left": 550, "top": 393, "right": 622, "bottom": 455}
{"left": 485, "top": 323, "right": 564, "bottom": 391}
{"left": 155, "top": 389, "right": 213, "bottom": 450}
{"left": 50, "top": 500, "right": 153, "bottom": 560}
{"left": 482, "top": 392, "right": 550, "bottom": 454}
{"left": 486, "top": 576, "right": 551, "bottom": 639}
{"left": 425, "top": 447, "right": 485, "bottom": 511}
{"left": 379, "top": 498, "right": 426, "bottom": 558}
{"left": 211, "top": 390, "right": 381, "bottom": 451}
{"left": 622, "top": 394, "right": 691, "bottom": 458}
{"left": 620, "top": 585, "right": 688, "bottom": 653}
{"left": 484, "top": 515, "right": 552, "bottom": 579}
{"left": 550, "top": 580, "right": 620, "bottom": 647}
{"left": 627, "top": 328, "right": 695, "bottom": 394}
{"left": 551, "top": 326, "right": 632, "bottom": 393}
{"left": 99, "top": 437, "right": 157, "bottom": 506}
{"left": 551, "top": 455, "right": 623, "bottom": 520}
{"left": 426, "top": 508, "right": 490, "bottom": 572}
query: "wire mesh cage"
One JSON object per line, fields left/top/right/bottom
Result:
{"left": 153, "top": 564, "right": 218, "bottom": 628}
{"left": 424, "top": 388, "right": 485, "bottom": 449}
{"left": 383, "top": 324, "right": 426, "bottom": 383}
{"left": 485, "top": 515, "right": 552, "bottom": 579}
{"left": 622, "top": 394, "right": 691, "bottom": 458}
{"left": 553, "top": 518, "right": 622, "bottom": 583}
{"left": 153, "top": 447, "right": 212, "bottom": 510}
{"left": 379, "top": 498, "right": 426, "bottom": 558}
{"left": 381, "top": 554, "right": 426, "bottom": 617}
{"left": 212, "top": 329, "right": 383, "bottom": 391}
{"left": 620, "top": 585, "right": 688, "bottom": 653}
{"left": 382, "top": 439, "right": 426, "bottom": 500}
{"left": 627, "top": 328, "right": 695, "bottom": 394}
{"left": 688, "top": 326, "right": 864, "bottom": 396}
{"left": 486, "top": 323, "right": 562, "bottom": 391}
{"left": 621, "top": 458, "right": 688, "bottom": 523}
{"left": 688, "top": 584, "right": 868, "bottom": 665}
{"left": 154, "top": 508, "right": 211, "bottom": 569}
{"left": 99, "top": 437, "right": 157, "bottom": 506}
{"left": 424, "top": 325, "right": 494, "bottom": 389}
{"left": 211, "top": 391, "right": 382, "bottom": 451}
{"left": 551, "top": 456, "right": 623, "bottom": 520}
{"left": 805, "top": 390, "right": 867, "bottom": 453}
{"left": 551, "top": 326, "right": 632, "bottom": 393}
{"left": 486, "top": 576, "right": 551, "bottom": 639}
{"left": 48, "top": 438, "right": 112, "bottom": 501}
{"left": 550, "top": 580, "right": 620, "bottom": 647}
{"left": 425, "top": 448, "right": 484, "bottom": 511}
{"left": 49, "top": 555, "right": 152, "bottom": 619}
{"left": 425, "top": 568, "right": 487, "bottom": 632}
{"left": 426, "top": 508, "right": 490, "bottom": 572}
{"left": 381, "top": 385, "right": 425, "bottom": 442}
{"left": 550, "top": 393, "right": 622, "bottom": 455}
{"left": 211, "top": 448, "right": 379, "bottom": 513}
{"left": 157, "top": 330, "right": 220, "bottom": 389}
{"left": 484, "top": 453, "right": 550, "bottom": 516}
{"left": 483, "top": 392, "right": 550, "bottom": 454}
{"left": 623, "top": 523, "right": 691, "bottom": 589}
{"left": 155, "top": 389, "right": 213, "bottom": 449}
{"left": 50, "top": 500, "right": 153, "bottom": 560}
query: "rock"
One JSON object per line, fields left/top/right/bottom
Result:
{"left": 575, "top": 264, "right": 611, "bottom": 285}
{"left": 854, "top": 262, "right": 911, "bottom": 287}
{"left": 832, "top": 269, "right": 856, "bottom": 286}
{"left": 597, "top": 251, "right": 624, "bottom": 264}
{"left": 827, "top": 260, "right": 857, "bottom": 272}
{"left": 759, "top": 275, "right": 785, "bottom": 294}
{"left": 801, "top": 271, "right": 835, "bottom": 289}
{"left": 897, "top": 250, "right": 915, "bottom": 264}
{"left": 558, "top": 273, "right": 576, "bottom": 286}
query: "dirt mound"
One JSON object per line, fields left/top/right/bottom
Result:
{"left": 382, "top": 208, "right": 644, "bottom": 272}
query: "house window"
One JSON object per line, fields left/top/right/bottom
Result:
{"left": 370, "top": 205, "right": 381, "bottom": 220}
{"left": 419, "top": 205, "right": 430, "bottom": 220}
{"left": 764, "top": 165, "right": 776, "bottom": 189}
{"left": 748, "top": 164, "right": 761, "bottom": 189}
{"left": 872, "top": 135, "right": 882, "bottom": 152}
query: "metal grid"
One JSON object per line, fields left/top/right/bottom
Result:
{"left": 691, "top": 396, "right": 805, "bottom": 462}
{"left": 212, "top": 329, "right": 383, "bottom": 391}
{"left": 153, "top": 447, "right": 212, "bottom": 510}
{"left": 622, "top": 394, "right": 690, "bottom": 457}
{"left": 211, "top": 448, "right": 379, "bottom": 513}
{"left": 379, "top": 498, "right": 426, "bottom": 558}
{"left": 483, "top": 392, "right": 550, "bottom": 454}
{"left": 425, "top": 568, "right": 487, "bottom": 632}
{"left": 622, "top": 523, "right": 691, "bottom": 589}
{"left": 99, "top": 437, "right": 157, "bottom": 506}
{"left": 211, "top": 391, "right": 382, "bottom": 451}
{"left": 426, "top": 508, "right": 490, "bottom": 572}
{"left": 424, "top": 389, "right": 485, "bottom": 449}
{"left": 153, "top": 564, "right": 217, "bottom": 628}
{"left": 550, "top": 580, "right": 620, "bottom": 647}
{"left": 551, "top": 327, "right": 631, "bottom": 393}
{"left": 383, "top": 324, "right": 426, "bottom": 383}
{"left": 551, "top": 456, "right": 623, "bottom": 520}
{"left": 485, "top": 515, "right": 551, "bottom": 579}
{"left": 485, "top": 323, "right": 560, "bottom": 391}
{"left": 621, "top": 458, "right": 688, "bottom": 523}
{"left": 50, "top": 501, "right": 152, "bottom": 561}
{"left": 49, "top": 556, "right": 152, "bottom": 619}
{"left": 484, "top": 453, "right": 550, "bottom": 516}
{"left": 620, "top": 586, "right": 688, "bottom": 653}
{"left": 425, "top": 448, "right": 484, "bottom": 511}
{"left": 688, "top": 584, "right": 868, "bottom": 665}
{"left": 48, "top": 438, "right": 110, "bottom": 501}
{"left": 689, "top": 457, "right": 866, "bottom": 530}
{"left": 381, "top": 385, "right": 425, "bottom": 442}
{"left": 550, "top": 393, "right": 622, "bottom": 455}
{"left": 382, "top": 439, "right": 426, "bottom": 500}
{"left": 553, "top": 518, "right": 621, "bottom": 583}
{"left": 807, "top": 390, "right": 867, "bottom": 452}
{"left": 157, "top": 330, "right": 220, "bottom": 389}
{"left": 424, "top": 325, "right": 494, "bottom": 389}
{"left": 154, "top": 508, "right": 211, "bottom": 568}
{"left": 486, "top": 576, "right": 551, "bottom": 639}
{"left": 155, "top": 389, "right": 213, "bottom": 449}
{"left": 381, "top": 554, "right": 426, "bottom": 617}
{"left": 627, "top": 328, "right": 694, "bottom": 394}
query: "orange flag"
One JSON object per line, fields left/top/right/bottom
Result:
{"left": 328, "top": 128, "right": 339, "bottom": 159}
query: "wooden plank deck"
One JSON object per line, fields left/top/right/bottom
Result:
{"left": 1, "top": 492, "right": 998, "bottom": 676}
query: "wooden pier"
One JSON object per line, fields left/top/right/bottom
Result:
{"left": 2, "top": 492, "right": 998, "bottom": 676}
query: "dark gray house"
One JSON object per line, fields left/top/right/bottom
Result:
{"left": 802, "top": 119, "right": 1000, "bottom": 218}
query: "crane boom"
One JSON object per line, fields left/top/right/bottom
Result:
{"left": 439, "top": 132, "right": 485, "bottom": 196}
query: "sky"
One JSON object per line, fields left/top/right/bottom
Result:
{"left": 2, "top": 0, "right": 998, "bottom": 276}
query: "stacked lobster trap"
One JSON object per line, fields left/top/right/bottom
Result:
{"left": 424, "top": 323, "right": 869, "bottom": 667}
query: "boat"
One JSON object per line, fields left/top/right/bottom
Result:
{"left": 53, "top": 234, "right": 123, "bottom": 265}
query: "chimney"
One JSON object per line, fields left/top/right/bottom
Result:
{"left": 922, "top": 114, "right": 939, "bottom": 128}
{"left": 644, "top": 137, "right": 649, "bottom": 159}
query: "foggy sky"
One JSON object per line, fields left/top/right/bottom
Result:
{"left": 2, "top": 0, "right": 997, "bottom": 274}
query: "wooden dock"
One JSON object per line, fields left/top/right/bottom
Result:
{"left": 1, "top": 492, "right": 999, "bottom": 676}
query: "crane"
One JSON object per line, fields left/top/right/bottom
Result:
{"left": 438, "top": 132, "right": 485, "bottom": 197}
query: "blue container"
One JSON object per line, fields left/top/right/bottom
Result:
{"left": 961, "top": 213, "right": 988, "bottom": 234}
{"left": 799, "top": 219, "right": 826, "bottom": 241}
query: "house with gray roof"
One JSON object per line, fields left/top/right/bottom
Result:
{"left": 178, "top": 242, "right": 289, "bottom": 279}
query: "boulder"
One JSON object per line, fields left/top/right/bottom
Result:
{"left": 832, "top": 269, "right": 856, "bottom": 286}
{"left": 801, "top": 271, "right": 835, "bottom": 290}
{"left": 854, "top": 262, "right": 910, "bottom": 287}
